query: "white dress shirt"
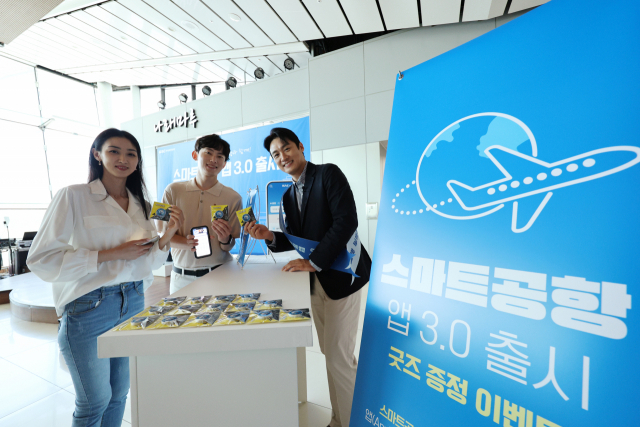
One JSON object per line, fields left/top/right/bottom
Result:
{"left": 267, "top": 162, "right": 321, "bottom": 271}
{"left": 27, "top": 179, "right": 169, "bottom": 316}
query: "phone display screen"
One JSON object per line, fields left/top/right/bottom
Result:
{"left": 192, "top": 226, "right": 212, "bottom": 258}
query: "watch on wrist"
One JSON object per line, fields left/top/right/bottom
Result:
{"left": 221, "top": 235, "right": 233, "bottom": 245}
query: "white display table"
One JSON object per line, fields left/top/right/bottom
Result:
{"left": 98, "top": 258, "right": 312, "bottom": 427}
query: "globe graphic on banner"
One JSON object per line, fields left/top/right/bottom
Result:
{"left": 414, "top": 113, "right": 537, "bottom": 219}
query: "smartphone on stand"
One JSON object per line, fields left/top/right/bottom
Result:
{"left": 191, "top": 226, "right": 212, "bottom": 259}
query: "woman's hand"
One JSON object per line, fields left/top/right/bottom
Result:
{"left": 244, "top": 221, "right": 275, "bottom": 241}
{"left": 98, "top": 239, "right": 152, "bottom": 263}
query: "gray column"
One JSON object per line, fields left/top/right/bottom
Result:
{"left": 96, "top": 81, "right": 115, "bottom": 129}
{"left": 131, "top": 85, "right": 141, "bottom": 119}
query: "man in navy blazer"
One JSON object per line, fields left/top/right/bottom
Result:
{"left": 246, "top": 127, "right": 371, "bottom": 427}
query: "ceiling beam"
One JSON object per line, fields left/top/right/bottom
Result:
{"left": 58, "top": 42, "right": 309, "bottom": 74}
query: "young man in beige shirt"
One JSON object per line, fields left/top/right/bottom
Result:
{"left": 162, "top": 134, "right": 243, "bottom": 293}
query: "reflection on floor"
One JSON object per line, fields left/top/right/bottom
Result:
{"left": 0, "top": 278, "right": 367, "bottom": 426}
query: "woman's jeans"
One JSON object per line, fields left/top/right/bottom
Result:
{"left": 58, "top": 281, "right": 145, "bottom": 427}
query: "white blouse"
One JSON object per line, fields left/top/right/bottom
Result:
{"left": 27, "top": 179, "right": 169, "bottom": 316}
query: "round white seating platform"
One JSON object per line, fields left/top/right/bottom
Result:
{"left": 6, "top": 273, "right": 57, "bottom": 324}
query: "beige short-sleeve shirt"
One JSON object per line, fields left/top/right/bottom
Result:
{"left": 163, "top": 179, "right": 243, "bottom": 269}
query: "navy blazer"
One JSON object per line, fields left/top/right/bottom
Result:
{"left": 270, "top": 162, "right": 371, "bottom": 299}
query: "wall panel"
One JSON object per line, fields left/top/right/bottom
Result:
{"left": 310, "top": 97, "right": 366, "bottom": 151}
{"left": 187, "top": 90, "right": 243, "bottom": 138}
{"left": 242, "top": 68, "right": 309, "bottom": 126}
{"left": 322, "top": 144, "right": 369, "bottom": 252}
{"left": 365, "top": 90, "right": 395, "bottom": 143}
{"left": 309, "top": 44, "right": 364, "bottom": 107}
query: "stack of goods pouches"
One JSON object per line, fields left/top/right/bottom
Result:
{"left": 114, "top": 296, "right": 187, "bottom": 330}
{"left": 246, "top": 297, "right": 310, "bottom": 323}
{"left": 166, "top": 295, "right": 217, "bottom": 329}
{"left": 173, "top": 295, "right": 220, "bottom": 328}
{"left": 279, "top": 308, "right": 311, "bottom": 322}
{"left": 248, "top": 299, "right": 284, "bottom": 324}
{"left": 148, "top": 296, "right": 200, "bottom": 330}
{"left": 214, "top": 293, "right": 259, "bottom": 325}
{"left": 114, "top": 293, "right": 312, "bottom": 330}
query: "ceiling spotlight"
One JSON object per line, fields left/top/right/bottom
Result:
{"left": 229, "top": 13, "right": 241, "bottom": 22}
{"left": 225, "top": 77, "right": 237, "bottom": 90}
{"left": 157, "top": 100, "right": 166, "bottom": 110}
{"left": 202, "top": 85, "right": 212, "bottom": 96}
{"left": 284, "top": 58, "right": 295, "bottom": 71}
{"left": 179, "top": 93, "right": 188, "bottom": 103}
{"left": 254, "top": 67, "right": 265, "bottom": 80}
{"left": 181, "top": 20, "right": 198, "bottom": 31}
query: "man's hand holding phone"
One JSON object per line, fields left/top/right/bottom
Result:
{"left": 186, "top": 234, "right": 198, "bottom": 252}
{"left": 191, "top": 226, "right": 213, "bottom": 258}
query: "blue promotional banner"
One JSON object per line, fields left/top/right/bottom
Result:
{"left": 156, "top": 116, "right": 309, "bottom": 254}
{"left": 236, "top": 187, "right": 257, "bottom": 267}
{"left": 352, "top": 1, "right": 639, "bottom": 426}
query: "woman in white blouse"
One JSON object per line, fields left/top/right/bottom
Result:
{"left": 27, "top": 128, "right": 183, "bottom": 427}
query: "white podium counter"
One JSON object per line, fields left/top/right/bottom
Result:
{"left": 98, "top": 259, "right": 312, "bottom": 427}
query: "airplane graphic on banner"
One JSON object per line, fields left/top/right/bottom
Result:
{"left": 447, "top": 145, "right": 640, "bottom": 232}
{"left": 390, "top": 113, "right": 640, "bottom": 233}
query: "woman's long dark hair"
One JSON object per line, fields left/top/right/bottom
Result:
{"left": 88, "top": 128, "right": 150, "bottom": 219}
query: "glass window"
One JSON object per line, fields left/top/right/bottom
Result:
{"left": 0, "top": 120, "right": 51, "bottom": 206}
{"left": 0, "top": 209, "right": 46, "bottom": 243}
{"left": 141, "top": 87, "right": 162, "bottom": 117}
{"left": 44, "top": 129, "right": 94, "bottom": 195}
{"left": 112, "top": 90, "right": 133, "bottom": 128}
{"left": 0, "top": 56, "right": 40, "bottom": 122}
{"left": 36, "top": 69, "right": 99, "bottom": 126}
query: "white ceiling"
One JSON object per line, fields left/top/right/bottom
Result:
{"left": 0, "top": 0, "right": 548, "bottom": 87}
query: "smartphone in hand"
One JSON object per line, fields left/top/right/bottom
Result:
{"left": 136, "top": 236, "right": 160, "bottom": 246}
{"left": 191, "top": 226, "right": 212, "bottom": 258}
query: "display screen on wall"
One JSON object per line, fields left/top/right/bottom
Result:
{"left": 156, "top": 116, "right": 309, "bottom": 254}
{"left": 351, "top": 0, "right": 639, "bottom": 426}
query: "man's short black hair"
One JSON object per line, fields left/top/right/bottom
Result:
{"left": 263, "top": 127, "right": 301, "bottom": 153}
{"left": 195, "top": 134, "right": 230, "bottom": 161}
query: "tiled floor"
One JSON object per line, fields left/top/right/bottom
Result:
{"left": 0, "top": 303, "right": 96, "bottom": 426}
{"left": 0, "top": 283, "right": 368, "bottom": 427}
